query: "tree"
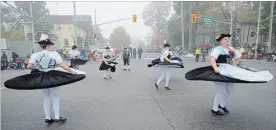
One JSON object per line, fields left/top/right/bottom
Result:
{"left": 167, "top": 15, "right": 181, "bottom": 47}
{"left": 14, "top": 2, "right": 54, "bottom": 39}
{"left": 109, "top": 26, "right": 131, "bottom": 48}
{"left": 249, "top": 1, "right": 276, "bottom": 47}
{"left": 142, "top": 2, "right": 171, "bottom": 45}
{"left": 1, "top": 5, "right": 24, "bottom": 40}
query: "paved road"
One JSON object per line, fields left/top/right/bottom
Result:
{"left": 1, "top": 57, "right": 276, "bottom": 130}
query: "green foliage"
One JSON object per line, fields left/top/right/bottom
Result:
{"left": 142, "top": 2, "right": 172, "bottom": 43}
{"left": 1, "top": 5, "right": 24, "bottom": 40}
{"left": 109, "top": 26, "right": 131, "bottom": 48}
{"left": 1, "top": 2, "right": 54, "bottom": 40}
{"left": 16, "top": 2, "right": 54, "bottom": 38}
{"left": 14, "top": 1, "right": 49, "bottom": 21}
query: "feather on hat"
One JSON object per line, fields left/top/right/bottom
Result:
{"left": 37, "top": 34, "right": 54, "bottom": 45}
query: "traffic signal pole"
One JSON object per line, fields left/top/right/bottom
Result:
{"left": 254, "top": 1, "right": 262, "bottom": 59}
{"left": 188, "top": 2, "right": 192, "bottom": 52}
{"left": 268, "top": 1, "right": 274, "bottom": 52}
{"left": 181, "top": 2, "right": 185, "bottom": 53}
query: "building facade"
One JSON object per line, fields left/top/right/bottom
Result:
{"left": 23, "top": 15, "right": 94, "bottom": 51}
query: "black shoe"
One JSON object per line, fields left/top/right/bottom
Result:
{"left": 45, "top": 119, "right": 54, "bottom": 124}
{"left": 211, "top": 109, "right": 224, "bottom": 116}
{"left": 54, "top": 117, "right": 67, "bottom": 123}
{"left": 108, "top": 76, "right": 112, "bottom": 79}
{"left": 128, "top": 69, "right": 130, "bottom": 71}
{"left": 123, "top": 69, "right": 127, "bottom": 71}
{"left": 165, "top": 86, "right": 171, "bottom": 90}
{"left": 155, "top": 83, "right": 159, "bottom": 89}
{"left": 219, "top": 105, "right": 229, "bottom": 113}
{"left": 104, "top": 77, "right": 108, "bottom": 79}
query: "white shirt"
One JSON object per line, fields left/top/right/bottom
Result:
{"left": 210, "top": 46, "right": 241, "bottom": 60}
{"left": 160, "top": 50, "right": 170, "bottom": 62}
{"left": 29, "top": 50, "right": 62, "bottom": 71}
{"left": 68, "top": 50, "right": 80, "bottom": 59}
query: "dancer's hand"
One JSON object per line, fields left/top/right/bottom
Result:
{"left": 214, "top": 68, "right": 219, "bottom": 73}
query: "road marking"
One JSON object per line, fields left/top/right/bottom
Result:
{"left": 1, "top": 70, "right": 29, "bottom": 77}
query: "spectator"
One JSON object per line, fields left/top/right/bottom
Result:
{"left": 201, "top": 48, "right": 207, "bottom": 62}
{"left": 195, "top": 47, "right": 201, "bottom": 62}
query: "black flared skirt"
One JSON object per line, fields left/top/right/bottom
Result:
{"left": 148, "top": 57, "right": 184, "bottom": 68}
{"left": 71, "top": 59, "right": 87, "bottom": 65}
{"left": 99, "top": 61, "right": 118, "bottom": 71}
{"left": 4, "top": 70, "right": 86, "bottom": 90}
{"left": 185, "top": 66, "right": 266, "bottom": 83}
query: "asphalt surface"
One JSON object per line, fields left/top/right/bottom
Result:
{"left": 1, "top": 55, "right": 276, "bottom": 130}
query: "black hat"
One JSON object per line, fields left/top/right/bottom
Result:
{"left": 37, "top": 34, "right": 54, "bottom": 45}
{"left": 72, "top": 45, "right": 77, "bottom": 50}
{"left": 37, "top": 39, "right": 54, "bottom": 45}
{"left": 163, "top": 41, "right": 170, "bottom": 47}
{"left": 105, "top": 46, "right": 110, "bottom": 50}
{"left": 216, "top": 34, "right": 231, "bottom": 42}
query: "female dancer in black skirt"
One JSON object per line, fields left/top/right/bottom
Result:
{"left": 185, "top": 34, "right": 273, "bottom": 116}
{"left": 68, "top": 45, "right": 81, "bottom": 69}
{"left": 99, "top": 47, "right": 117, "bottom": 79}
{"left": 5, "top": 34, "right": 86, "bottom": 123}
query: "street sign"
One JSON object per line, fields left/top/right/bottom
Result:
{"left": 202, "top": 17, "right": 216, "bottom": 22}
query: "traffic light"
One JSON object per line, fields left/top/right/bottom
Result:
{"left": 133, "top": 14, "right": 137, "bottom": 22}
{"left": 191, "top": 13, "right": 197, "bottom": 24}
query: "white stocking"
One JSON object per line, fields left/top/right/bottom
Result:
{"left": 212, "top": 82, "right": 227, "bottom": 111}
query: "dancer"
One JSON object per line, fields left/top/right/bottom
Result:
{"left": 152, "top": 41, "right": 183, "bottom": 90}
{"left": 185, "top": 34, "right": 273, "bottom": 116}
{"left": 99, "top": 47, "right": 118, "bottom": 79}
{"left": 4, "top": 34, "right": 86, "bottom": 124}
{"left": 68, "top": 45, "right": 81, "bottom": 69}
{"left": 123, "top": 47, "right": 131, "bottom": 71}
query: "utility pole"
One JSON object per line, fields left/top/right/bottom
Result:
{"left": 30, "top": 1, "right": 35, "bottom": 53}
{"left": 254, "top": 1, "right": 262, "bottom": 59}
{"left": 94, "top": 9, "right": 97, "bottom": 47}
{"left": 181, "top": 2, "right": 185, "bottom": 53}
{"left": 159, "top": 30, "right": 162, "bottom": 46}
{"left": 203, "top": 24, "right": 205, "bottom": 45}
{"left": 230, "top": 11, "right": 233, "bottom": 46}
{"left": 73, "top": 2, "right": 77, "bottom": 46}
{"left": 268, "top": 1, "right": 274, "bottom": 52}
{"left": 188, "top": 2, "right": 192, "bottom": 52}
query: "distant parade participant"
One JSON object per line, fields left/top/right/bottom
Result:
{"left": 123, "top": 47, "right": 131, "bottom": 71}
{"left": 201, "top": 48, "right": 207, "bottom": 62}
{"left": 4, "top": 34, "right": 86, "bottom": 124}
{"left": 68, "top": 45, "right": 81, "bottom": 69}
{"left": 132, "top": 48, "right": 137, "bottom": 59}
{"left": 99, "top": 47, "right": 118, "bottom": 79}
{"left": 138, "top": 47, "right": 143, "bottom": 59}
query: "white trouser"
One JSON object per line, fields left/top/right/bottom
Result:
{"left": 104, "top": 69, "right": 111, "bottom": 77}
{"left": 212, "top": 82, "right": 234, "bottom": 111}
{"left": 42, "top": 87, "right": 60, "bottom": 120}
{"left": 156, "top": 67, "right": 171, "bottom": 87}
